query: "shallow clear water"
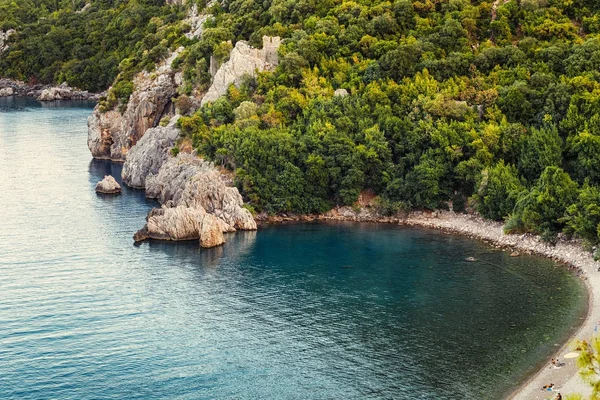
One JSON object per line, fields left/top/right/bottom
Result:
{"left": 0, "top": 97, "right": 588, "bottom": 399}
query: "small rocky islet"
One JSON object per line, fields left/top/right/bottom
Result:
{"left": 95, "top": 175, "right": 121, "bottom": 194}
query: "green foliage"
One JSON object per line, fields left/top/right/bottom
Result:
{"left": 568, "top": 337, "right": 600, "bottom": 400}
{"left": 10, "top": 0, "right": 600, "bottom": 245}
{"left": 519, "top": 125, "right": 563, "bottom": 183}
{"left": 506, "top": 167, "right": 579, "bottom": 239}
{"left": 476, "top": 161, "right": 525, "bottom": 221}
{"left": 174, "top": 94, "right": 194, "bottom": 115}
{"left": 0, "top": 0, "right": 187, "bottom": 91}
{"left": 159, "top": 116, "right": 171, "bottom": 127}
{"left": 563, "top": 183, "right": 600, "bottom": 244}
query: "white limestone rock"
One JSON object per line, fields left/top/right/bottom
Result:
{"left": 0, "top": 29, "right": 15, "bottom": 52}
{"left": 334, "top": 88, "right": 349, "bottom": 97}
{"left": 95, "top": 175, "right": 121, "bottom": 194}
{"left": 201, "top": 36, "right": 280, "bottom": 106}
{"left": 145, "top": 153, "right": 257, "bottom": 231}
{"left": 122, "top": 119, "right": 181, "bottom": 189}
{"left": 133, "top": 205, "right": 225, "bottom": 248}
{"left": 0, "top": 87, "right": 14, "bottom": 97}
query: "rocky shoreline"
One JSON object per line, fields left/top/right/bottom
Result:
{"left": 0, "top": 79, "right": 104, "bottom": 101}
{"left": 257, "top": 207, "right": 596, "bottom": 271}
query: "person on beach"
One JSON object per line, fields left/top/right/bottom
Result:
{"left": 555, "top": 393, "right": 562, "bottom": 400}
{"left": 542, "top": 383, "right": 554, "bottom": 391}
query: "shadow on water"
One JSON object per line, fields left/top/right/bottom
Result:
{"left": 88, "top": 158, "right": 124, "bottom": 183}
{"left": 88, "top": 159, "right": 156, "bottom": 206}
{"left": 142, "top": 230, "right": 258, "bottom": 269}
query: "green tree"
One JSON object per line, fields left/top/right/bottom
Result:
{"left": 563, "top": 183, "right": 600, "bottom": 244}
{"left": 519, "top": 125, "right": 563, "bottom": 183}
{"left": 476, "top": 161, "right": 525, "bottom": 221}
{"left": 506, "top": 166, "right": 579, "bottom": 239}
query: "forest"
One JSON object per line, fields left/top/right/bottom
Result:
{"left": 3, "top": 0, "right": 600, "bottom": 245}
{"left": 0, "top": 0, "right": 187, "bottom": 91}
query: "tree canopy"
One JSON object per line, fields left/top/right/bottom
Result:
{"left": 6, "top": 0, "right": 600, "bottom": 244}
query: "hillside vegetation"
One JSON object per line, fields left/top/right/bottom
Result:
{"left": 176, "top": 0, "right": 600, "bottom": 245}
{"left": 0, "top": 0, "right": 187, "bottom": 91}
{"left": 4, "top": 0, "right": 600, "bottom": 245}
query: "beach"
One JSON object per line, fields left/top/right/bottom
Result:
{"left": 403, "top": 211, "right": 598, "bottom": 399}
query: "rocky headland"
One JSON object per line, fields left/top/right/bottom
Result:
{"left": 85, "top": 2, "right": 279, "bottom": 248}
{"left": 129, "top": 150, "right": 256, "bottom": 248}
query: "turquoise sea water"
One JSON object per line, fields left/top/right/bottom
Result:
{"left": 0, "top": 97, "right": 588, "bottom": 399}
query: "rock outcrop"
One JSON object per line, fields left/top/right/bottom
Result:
{"left": 133, "top": 206, "right": 225, "bottom": 248}
{"left": 0, "top": 87, "right": 13, "bottom": 97}
{"left": 184, "top": 3, "right": 211, "bottom": 39}
{"left": 134, "top": 206, "right": 225, "bottom": 247}
{"left": 87, "top": 60, "right": 178, "bottom": 161}
{"left": 201, "top": 36, "right": 281, "bottom": 106}
{"left": 95, "top": 175, "right": 121, "bottom": 194}
{"left": 145, "top": 153, "right": 257, "bottom": 231}
{"left": 37, "top": 82, "right": 101, "bottom": 101}
{"left": 334, "top": 88, "right": 349, "bottom": 97}
{"left": 0, "top": 29, "right": 14, "bottom": 52}
{"left": 121, "top": 117, "right": 180, "bottom": 188}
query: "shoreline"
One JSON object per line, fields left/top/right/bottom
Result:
{"left": 258, "top": 208, "right": 598, "bottom": 399}
{"left": 0, "top": 79, "right": 104, "bottom": 101}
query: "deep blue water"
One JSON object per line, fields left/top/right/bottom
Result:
{"left": 0, "top": 97, "right": 588, "bottom": 399}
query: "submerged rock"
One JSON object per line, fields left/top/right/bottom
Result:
{"left": 122, "top": 120, "right": 180, "bottom": 189}
{"left": 95, "top": 175, "right": 121, "bottom": 194}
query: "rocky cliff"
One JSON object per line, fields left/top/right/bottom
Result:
{"left": 121, "top": 117, "right": 180, "bottom": 188}
{"left": 201, "top": 36, "right": 280, "bottom": 106}
{"left": 145, "top": 153, "right": 257, "bottom": 231}
{"left": 88, "top": 2, "right": 278, "bottom": 248}
{"left": 134, "top": 152, "right": 256, "bottom": 248}
{"left": 87, "top": 60, "right": 179, "bottom": 161}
